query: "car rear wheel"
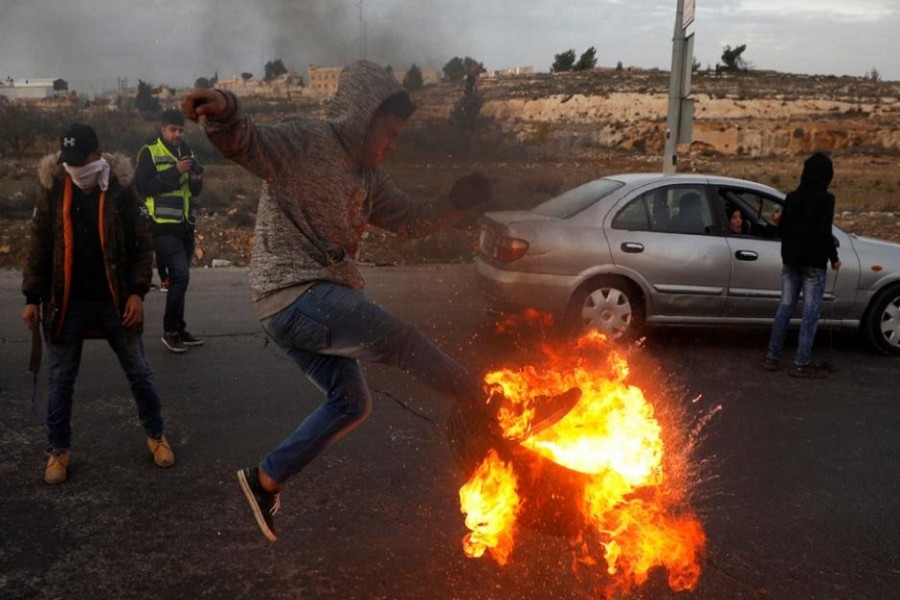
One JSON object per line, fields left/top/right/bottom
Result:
{"left": 863, "top": 285, "right": 900, "bottom": 355}
{"left": 567, "top": 277, "right": 644, "bottom": 340}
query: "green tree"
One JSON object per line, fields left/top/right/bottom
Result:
{"left": 442, "top": 56, "right": 480, "bottom": 82}
{"left": 551, "top": 49, "right": 576, "bottom": 73}
{"left": 865, "top": 67, "right": 881, "bottom": 81}
{"left": 135, "top": 79, "right": 161, "bottom": 113}
{"left": 574, "top": 46, "right": 597, "bottom": 71}
{"left": 264, "top": 59, "right": 288, "bottom": 81}
{"left": 450, "top": 66, "right": 485, "bottom": 130}
{"left": 403, "top": 64, "right": 424, "bottom": 90}
{"left": 720, "top": 44, "right": 748, "bottom": 72}
{"left": 194, "top": 77, "right": 212, "bottom": 89}
{"left": 241, "top": 72, "right": 253, "bottom": 81}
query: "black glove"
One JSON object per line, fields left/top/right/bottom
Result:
{"left": 449, "top": 172, "right": 492, "bottom": 210}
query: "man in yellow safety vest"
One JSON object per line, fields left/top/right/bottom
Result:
{"left": 135, "top": 109, "right": 204, "bottom": 353}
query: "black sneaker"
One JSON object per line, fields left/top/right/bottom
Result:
{"left": 237, "top": 466, "right": 280, "bottom": 542}
{"left": 161, "top": 332, "right": 186, "bottom": 354}
{"left": 488, "top": 387, "right": 582, "bottom": 444}
{"left": 762, "top": 357, "right": 779, "bottom": 371}
{"left": 179, "top": 330, "right": 204, "bottom": 347}
{"left": 789, "top": 364, "right": 826, "bottom": 379}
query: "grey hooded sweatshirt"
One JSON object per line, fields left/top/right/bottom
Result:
{"left": 204, "top": 60, "right": 464, "bottom": 319}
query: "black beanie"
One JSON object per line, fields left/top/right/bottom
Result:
{"left": 161, "top": 108, "right": 185, "bottom": 126}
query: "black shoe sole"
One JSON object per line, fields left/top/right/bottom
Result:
{"left": 237, "top": 469, "right": 277, "bottom": 542}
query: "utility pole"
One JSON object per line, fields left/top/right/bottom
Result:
{"left": 663, "top": 0, "right": 695, "bottom": 174}
{"left": 358, "top": 1, "right": 367, "bottom": 60}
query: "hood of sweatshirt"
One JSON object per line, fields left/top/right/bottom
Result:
{"left": 800, "top": 152, "right": 833, "bottom": 190}
{"left": 326, "top": 59, "right": 409, "bottom": 165}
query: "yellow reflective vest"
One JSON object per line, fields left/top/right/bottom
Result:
{"left": 142, "top": 138, "right": 194, "bottom": 225}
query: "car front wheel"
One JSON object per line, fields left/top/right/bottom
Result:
{"left": 568, "top": 278, "right": 644, "bottom": 340}
{"left": 863, "top": 285, "right": 900, "bottom": 355}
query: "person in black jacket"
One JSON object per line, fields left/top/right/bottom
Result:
{"left": 135, "top": 109, "right": 204, "bottom": 353}
{"left": 21, "top": 123, "right": 175, "bottom": 484}
{"left": 763, "top": 152, "right": 841, "bottom": 377}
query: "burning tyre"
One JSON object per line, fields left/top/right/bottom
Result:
{"left": 448, "top": 331, "right": 707, "bottom": 593}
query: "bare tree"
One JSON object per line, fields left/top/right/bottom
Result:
{"left": 0, "top": 103, "right": 57, "bottom": 160}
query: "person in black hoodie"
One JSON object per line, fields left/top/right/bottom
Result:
{"left": 763, "top": 152, "right": 841, "bottom": 377}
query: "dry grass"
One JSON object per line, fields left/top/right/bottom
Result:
{"left": 2, "top": 150, "right": 897, "bottom": 270}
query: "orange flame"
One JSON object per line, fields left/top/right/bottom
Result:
{"left": 459, "top": 330, "right": 706, "bottom": 592}
{"left": 459, "top": 449, "right": 520, "bottom": 566}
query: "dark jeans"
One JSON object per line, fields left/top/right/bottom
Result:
{"left": 259, "top": 282, "right": 484, "bottom": 483}
{"left": 46, "top": 297, "right": 163, "bottom": 449}
{"left": 154, "top": 234, "right": 193, "bottom": 333}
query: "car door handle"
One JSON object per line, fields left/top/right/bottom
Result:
{"left": 735, "top": 250, "right": 758, "bottom": 261}
{"left": 621, "top": 242, "right": 644, "bottom": 254}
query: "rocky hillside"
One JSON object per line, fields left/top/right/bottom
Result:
{"left": 413, "top": 69, "right": 900, "bottom": 159}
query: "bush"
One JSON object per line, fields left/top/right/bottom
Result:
{"left": 0, "top": 188, "right": 36, "bottom": 220}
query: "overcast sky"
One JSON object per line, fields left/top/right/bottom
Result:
{"left": 1, "top": 0, "right": 897, "bottom": 94}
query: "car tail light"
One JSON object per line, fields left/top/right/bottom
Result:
{"left": 493, "top": 236, "right": 530, "bottom": 263}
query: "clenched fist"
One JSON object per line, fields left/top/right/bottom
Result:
{"left": 182, "top": 89, "right": 228, "bottom": 122}
{"left": 449, "top": 172, "right": 492, "bottom": 210}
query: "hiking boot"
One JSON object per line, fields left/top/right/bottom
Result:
{"left": 44, "top": 448, "right": 70, "bottom": 484}
{"left": 762, "top": 357, "right": 780, "bottom": 371}
{"left": 237, "top": 466, "right": 280, "bottom": 542}
{"left": 162, "top": 331, "right": 186, "bottom": 354}
{"left": 159, "top": 278, "right": 169, "bottom": 292}
{"left": 147, "top": 435, "right": 175, "bottom": 467}
{"left": 789, "top": 364, "right": 826, "bottom": 379}
{"left": 179, "top": 330, "right": 204, "bottom": 347}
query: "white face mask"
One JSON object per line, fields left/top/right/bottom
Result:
{"left": 63, "top": 157, "right": 110, "bottom": 191}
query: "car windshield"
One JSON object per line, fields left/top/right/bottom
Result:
{"left": 532, "top": 179, "right": 625, "bottom": 219}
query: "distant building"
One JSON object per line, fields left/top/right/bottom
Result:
{"left": 216, "top": 72, "right": 305, "bottom": 99}
{"left": 480, "top": 66, "right": 535, "bottom": 79}
{"left": 307, "top": 65, "right": 343, "bottom": 98}
{"left": 0, "top": 77, "right": 68, "bottom": 100}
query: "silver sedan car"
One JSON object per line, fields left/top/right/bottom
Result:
{"left": 475, "top": 173, "right": 900, "bottom": 355}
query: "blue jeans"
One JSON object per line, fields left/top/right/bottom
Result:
{"left": 46, "top": 297, "right": 163, "bottom": 449}
{"left": 154, "top": 234, "right": 193, "bottom": 333}
{"left": 766, "top": 265, "right": 827, "bottom": 367}
{"left": 259, "top": 282, "right": 483, "bottom": 483}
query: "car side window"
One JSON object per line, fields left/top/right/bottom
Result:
{"left": 718, "top": 188, "right": 782, "bottom": 239}
{"left": 613, "top": 186, "right": 713, "bottom": 234}
{"left": 611, "top": 196, "right": 650, "bottom": 230}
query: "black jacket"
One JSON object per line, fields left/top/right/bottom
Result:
{"left": 22, "top": 153, "right": 153, "bottom": 341}
{"left": 778, "top": 153, "right": 839, "bottom": 269}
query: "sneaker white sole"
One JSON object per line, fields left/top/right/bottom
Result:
{"left": 237, "top": 469, "right": 277, "bottom": 542}
{"left": 161, "top": 338, "right": 186, "bottom": 353}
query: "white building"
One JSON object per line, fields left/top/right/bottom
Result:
{"left": 0, "top": 77, "right": 68, "bottom": 100}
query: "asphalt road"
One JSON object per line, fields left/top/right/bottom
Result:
{"left": 1, "top": 265, "right": 898, "bottom": 600}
